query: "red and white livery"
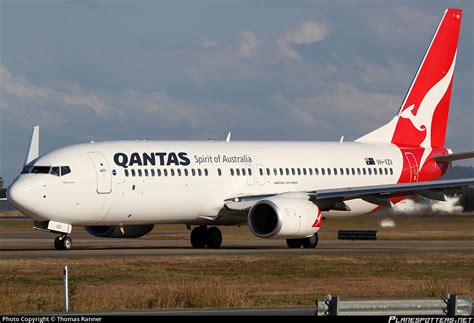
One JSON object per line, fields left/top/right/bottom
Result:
{"left": 7, "top": 8, "right": 474, "bottom": 250}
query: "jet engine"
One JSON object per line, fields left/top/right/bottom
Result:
{"left": 248, "top": 197, "right": 321, "bottom": 238}
{"left": 85, "top": 224, "right": 154, "bottom": 238}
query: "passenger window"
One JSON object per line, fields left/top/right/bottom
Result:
{"left": 351, "top": 168, "right": 355, "bottom": 175}
{"left": 327, "top": 168, "right": 331, "bottom": 175}
{"left": 309, "top": 168, "right": 313, "bottom": 175}
{"left": 374, "top": 168, "right": 377, "bottom": 175}
{"left": 248, "top": 168, "right": 252, "bottom": 176}
{"left": 380, "top": 168, "right": 383, "bottom": 176}
{"left": 170, "top": 169, "right": 175, "bottom": 176}
{"left": 334, "top": 168, "right": 337, "bottom": 175}
{"left": 151, "top": 169, "right": 155, "bottom": 177}
{"left": 368, "top": 168, "right": 372, "bottom": 175}
{"left": 390, "top": 168, "right": 393, "bottom": 175}
{"left": 340, "top": 168, "right": 344, "bottom": 175}
{"left": 230, "top": 169, "right": 234, "bottom": 176}
{"left": 204, "top": 169, "right": 208, "bottom": 176}
{"left": 259, "top": 168, "right": 263, "bottom": 176}
{"left": 157, "top": 169, "right": 161, "bottom": 177}
{"left": 198, "top": 169, "right": 202, "bottom": 176}
{"left": 185, "top": 169, "right": 189, "bottom": 176}
{"left": 297, "top": 168, "right": 301, "bottom": 176}
{"left": 303, "top": 168, "right": 307, "bottom": 176}
{"left": 357, "top": 168, "right": 361, "bottom": 175}
{"left": 291, "top": 168, "right": 295, "bottom": 176}
{"left": 163, "top": 169, "right": 168, "bottom": 177}
{"left": 144, "top": 169, "right": 149, "bottom": 177}
{"left": 266, "top": 168, "right": 271, "bottom": 176}
{"left": 280, "top": 168, "right": 283, "bottom": 176}
{"left": 124, "top": 169, "right": 129, "bottom": 177}
{"left": 346, "top": 168, "right": 350, "bottom": 175}
{"left": 177, "top": 169, "right": 182, "bottom": 176}
{"left": 384, "top": 168, "right": 388, "bottom": 175}
{"left": 218, "top": 169, "right": 222, "bottom": 176}
{"left": 50, "top": 167, "right": 60, "bottom": 176}
{"left": 321, "top": 168, "right": 325, "bottom": 176}
{"left": 138, "top": 169, "right": 143, "bottom": 177}
{"left": 236, "top": 169, "right": 240, "bottom": 176}
{"left": 131, "top": 169, "right": 136, "bottom": 177}
{"left": 362, "top": 168, "right": 366, "bottom": 175}
{"left": 315, "top": 168, "right": 319, "bottom": 176}
{"left": 242, "top": 168, "right": 246, "bottom": 176}
{"left": 286, "top": 168, "right": 290, "bottom": 176}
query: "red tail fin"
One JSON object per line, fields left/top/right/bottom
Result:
{"left": 357, "top": 8, "right": 462, "bottom": 148}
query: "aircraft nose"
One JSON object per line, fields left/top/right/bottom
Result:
{"left": 7, "top": 178, "right": 38, "bottom": 215}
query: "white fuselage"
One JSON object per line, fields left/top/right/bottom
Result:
{"left": 9, "top": 140, "right": 406, "bottom": 226}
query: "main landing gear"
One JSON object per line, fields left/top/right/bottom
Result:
{"left": 286, "top": 233, "right": 318, "bottom": 249}
{"left": 190, "top": 226, "right": 222, "bottom": 249}
{"left": 54, "top": 235, "right": 72, "bottom": 251}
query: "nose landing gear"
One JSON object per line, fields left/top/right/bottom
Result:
{"left": 54, "top": 235, "right": 72, "bottom": 250}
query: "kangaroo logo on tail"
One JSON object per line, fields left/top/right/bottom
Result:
{"left": 399, "top": 52, "right": 457, "bottom": 168}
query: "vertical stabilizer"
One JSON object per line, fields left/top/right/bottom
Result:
{"left": 356, "top": 8, "right": 462, "bottom": 148}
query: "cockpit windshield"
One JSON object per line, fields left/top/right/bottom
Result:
{"left": 21, "top": 165, "right": 71, "bottom": 176}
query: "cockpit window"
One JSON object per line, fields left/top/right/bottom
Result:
{"left": 61, "top": 166, "right": 71, "bottom": 176}
{"left": 21, "top": 165, "right": 71, "bottom": 176}
{"left": 50, "top": 167, "right": 60, "bottom": 176}
{"left": 31, "top": 166, "right": 51, "bottom": 174}
{"left": 21, "top": 166, "right": 33, "bottom": 174}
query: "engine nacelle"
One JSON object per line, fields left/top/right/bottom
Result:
{"left": 85, "top": 224, "right": 154, "bottom": 238}
{"left": 248, "top": 197, "right": 321, "bottom": 238}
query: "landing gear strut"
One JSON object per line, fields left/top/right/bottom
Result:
{"left": 190, "top": 226, "right": 222, "bottom": 249}
{"left": 286, "top": 233, "right": 318, "bottom": 249}
{"left": 54, "top": 235, "right": 72, "bottom": 251}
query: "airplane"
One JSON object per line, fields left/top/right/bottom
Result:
{"left": 6, "top": 8, "right": 474, "bottom": 251}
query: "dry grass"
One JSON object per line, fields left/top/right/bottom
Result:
{"left": 0, "top": 253, "right": 473, "bottom": 313}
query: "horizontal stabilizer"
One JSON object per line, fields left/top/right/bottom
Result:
{"left": 433, "top": 151, "right": 474, "bottom": 162}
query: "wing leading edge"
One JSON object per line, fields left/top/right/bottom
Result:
{"left": 225, "top": 178, "right": 474, "bottom": 211}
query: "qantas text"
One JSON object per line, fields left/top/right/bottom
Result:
{"left": 114, "top": 152, "right": 190, "bottom": 168}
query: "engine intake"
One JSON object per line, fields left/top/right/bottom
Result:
{"left": 85, "top": 224, "right": 154, "bottom": 238}
{"left": 248, "top": 197, "right": 321, "bottom": 238}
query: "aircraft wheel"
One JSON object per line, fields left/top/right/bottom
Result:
{"left": 286, "top": 238, "right": 302, "bottom": 248}
{"left": 206, "top": 227, "right": 222, "bottom": 249}
{"left": 190, "top": 226, "right": 207, "bottom": 248}
{"left": 54, "top": 236, "right": 62, "bottom": 250}
{"left": 302, "top": 233, "right": 318, "bottom": 249}
{"left": 62, "top": 236, "right": 73, "bottom": 250}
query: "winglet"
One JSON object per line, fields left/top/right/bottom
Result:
{"left": 226, "top": 132, "right": 232, "bottom": 142}
{"left": 24, "top": 126, "right": 39, "bottom": 166}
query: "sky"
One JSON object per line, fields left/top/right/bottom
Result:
{"left": 0, "top": 0, "right": 473, "bottom": 186}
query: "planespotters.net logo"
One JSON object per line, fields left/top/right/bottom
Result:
{"left": 388, "top": 317, "right": 473, "bottom": 323}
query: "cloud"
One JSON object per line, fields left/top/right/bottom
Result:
{"left": 0, "top": 64, "right": 116, "bottom": 117}
{"left": 63, "top": 93, "right": 109, "bottom": 115}
{"left": 0, "top": 64, "right": 52, "bottom": 98}
{"left": 273, "top": 83, "right": 401, "bottom": 138}
{"left": 239, "top": 31, "right": 258, "bottom": 59}
{"left": 201, "top": 40, "right": 218, "bottom": 50}
{"left": 368, "top": 6, "right": 437, "bottom": 42}
{"left": 278, "top": 21, "right": 330, "bottom": 61}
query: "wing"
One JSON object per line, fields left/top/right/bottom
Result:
{"left": 225, "top": 178, "right": 474, "bottom": 211}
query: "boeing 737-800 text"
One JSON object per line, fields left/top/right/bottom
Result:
{"left": 7, "top": 8, "right": 474, "bottom": 250}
